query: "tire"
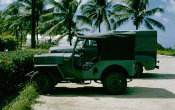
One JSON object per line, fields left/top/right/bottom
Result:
{"left": 135, "top": 63, "right": 143, "bottom": 78}
{"left": 102, "top": 72, "right": 127, "bottom": 95}
{"left": 31, "top": 72, "right": 54, "bottom": 94}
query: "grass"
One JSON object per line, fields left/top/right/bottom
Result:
{"left": 158, "top": 49, "right": 175, "bottom": 56}
{"left": 2, "top": 84, "right": 38, "bottom": 110}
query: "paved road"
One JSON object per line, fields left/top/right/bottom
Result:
{"left": 32, "top": 55, "right": 175, "bottom": 110}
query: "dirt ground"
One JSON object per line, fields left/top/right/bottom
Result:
{"left": 32, "top": 55, "right": 175, "bottom": 110}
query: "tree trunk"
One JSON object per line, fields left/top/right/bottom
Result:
{"left": 69, "top": 28, "right": 72, "bottom": 46}
{"left": 36, "top": 21, "right": 39, "bottom": 44}
{"left": 16, "top": 30, "right": 19, "bottom": 49}
{"left": 31, "top": 0, "right": 36, "bottom": 48}
{"left": 50, "top": 36, "right": 52, "bottom": 45}
{"left": 135, "top": 24, "right": 139, "bottom": 30}
{"left": 136, "top": 26, "right": 138, "bottom": 30}
{"left": 98, "top": 22, "right": 101, "bottom": 33}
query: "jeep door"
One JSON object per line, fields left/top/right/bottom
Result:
{"left": 81, "top": 40, "right": 98, "bottom": 61}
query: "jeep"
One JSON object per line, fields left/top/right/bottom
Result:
{"left": 50, "top": 30, "right": 159, "bottom": 77}
{"left": 28, "top": 31, "right": 136, "bottom": 94}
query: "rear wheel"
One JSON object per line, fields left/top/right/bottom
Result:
{"left": 135, "top": 63, "right": 143, "bottom": 78}
{"left": 102, "top": 72, "right": 127, "bottom": 95}
{"left": 31, "top": 72, "right": 54, "bottom": 94}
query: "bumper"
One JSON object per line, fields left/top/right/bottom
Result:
{"left": 25, "top": 71, "right": 35, "bottom": 77}
{"left": 155, "top": 65, "right": 159, "bottom": 69}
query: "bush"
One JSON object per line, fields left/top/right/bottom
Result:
{"left": 36, "top": 40, "right": 54, "bottom": 49}
{"left": 0, "top": 49, "right": 48, "bottom": 98}
{"left": 157, "top": 43, "right": 164, "bottom": 50}
{"left": 2, "top": 84, "right": 38, "bottom": 110}
{"left": 158, "top": 48, "right": 175, "bottom": 56}
{"left": 0, "top": 35, "right": 18, "bottom": 51}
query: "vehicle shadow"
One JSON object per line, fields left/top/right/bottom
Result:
{"left": 47, "top": 86, "right": 175, "bottom": 98}
{"left": 135, "top": 73, "right": 175, "bottom": 79}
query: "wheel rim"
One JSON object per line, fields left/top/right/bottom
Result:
{"left": 109, "top": 77, "right": 122, "bottom": 89}
{"left": 34, "top": 74, "right": 49, "bottom": 92}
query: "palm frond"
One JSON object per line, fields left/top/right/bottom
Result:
{"left": 103, "top": 12, "right": 111, "bottom": 31}
{"left": 55, "top": 34, "right": 67, "bottom": 43}
{"left": 140, "top": 0, "right": 149, "bottom": 10}
{"left": 109, "top": 13, "right": 129, "bottom": 19}
{"left": 44, "top": 19, "right": 65, "bottom": 35}
{"left": 113, "top": 4, "right": 133, "bottom": 13}
{"left": 81, "top": 4, "right": 97, "bottom": 10}
{"left": 112, "top": 17, "right": 129, "bottom": 28}
{"left": 51, "top": 0, "right": 66, "bottom": 11}
{"left": 37, "top": 18, "right": 60, "bottom": 29}
{"left": 146, "top": 8, "right": 164, "bottom": 16}
{"left": 76, "top": 15, "right": 92, "bottom": 26}
{"left": 146, "top": 17, "right": 165, "bottom": 31}
{"left": 92, "top": 19, "right": 99, "bottom": 32}
{"left": 144, "top": 19, "right": 153, "bottom": 29}
{"left": 41, "top": 12, "right": 65, "bottom": 18}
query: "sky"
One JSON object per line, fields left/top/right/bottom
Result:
{"left": 0, "top": 0, "right": 175, "bottom": 48}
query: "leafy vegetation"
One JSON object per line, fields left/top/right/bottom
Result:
{"left": 0, "top": 34, "right": 18, "bottom": 51}
{"left": 38, "top": 0, "right": 90, "bottom": 45}
{"left": 36, "top": 40, "right": 55, "bottom": 49}
{"left": 81, "top": 0, "right": 115, "bottom": 33}
{"left": 0, "top": 0, "right": 166, "bottom": 48}
{"left": 111, "top": 0, "right": 165, "bottom": 30}
{"left": 158, "top": 48, "right": 175, "bottom": 56}
{"left": 2, "top": 84, "right": 38, "bottom": 110}
{"left": 0, "top": 49, "right": 47, "bottom": 102}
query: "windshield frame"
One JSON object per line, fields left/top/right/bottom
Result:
{"left": 71, "top": 38, "right": 84, "bottom": 57}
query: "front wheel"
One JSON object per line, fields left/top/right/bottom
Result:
{"left": 31, "top": 72, "right": 54, "bottom": 94}
{"left": 102, "top": 72, "right": 127, "bottom": 95}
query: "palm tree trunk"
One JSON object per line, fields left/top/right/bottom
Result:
{"left": 31, "top": 0, "right": 36, "bottom": 48}
{"left": 136, "top": 24, "right": 139, "bottom": 30}
{"left": 50, "top": 36, "right": 52, "bottom": 45}
{"left": 69, "top": 28, "right": 72, "bottom": 46}
{"left": 99, "top": 24, "right": 101, "bottom": 33}
{"left": 36, "top": 21, "right": 39, "bottom": 44}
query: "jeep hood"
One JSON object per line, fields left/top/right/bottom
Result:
{"left": 49, "top": 46, "right": 74, "bottom": 53}
{"left": 34, "top": 53, "right": 72, "bottom": 65}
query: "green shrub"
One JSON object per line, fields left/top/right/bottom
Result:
{"left": 2, "top": 84, "right": 38, "bottom": 110}
{"left": 158, "top": 48, "right": 175, "bottom": 56}
{"left": 0, "top": 49, "right": 48, "bottom": 98}
{"left": 157, "top": 43, "right": 164, "bottom": 50}
{"left": 36, "top": 40, "right": 54, "bottom": 49}
{"left": 0, "top": 35, "right": 18, "bottom": 51}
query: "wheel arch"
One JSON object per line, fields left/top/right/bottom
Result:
{"left": 101, "top": 65, "right": 129, "bottom": 80}
{"left": 136, "top": 55, "right": 155, "bottom": 70}
{"left": 136, "top": 62, "right": 143, "bottom": 67}
{"left": 34, "top": 66, "right": 63, "bottom": 84}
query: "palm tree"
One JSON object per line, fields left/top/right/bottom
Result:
{"left": 38, "top": 0, "right": 89, "bottom": 45}
{"left": 111, "top": 0, "right": 165, "bottom": 30}
{"left": 1, "top": 0, "right": 47, "bottom": 48}
{"left": 1, "top": 2, "right": 28, "bottom": 48}
{"left": 81, "top": 0, "right": 115, "bottom": 33}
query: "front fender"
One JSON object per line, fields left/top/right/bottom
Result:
{"left": 34, "top": 64, "right": 64, "bottom": 79}
{"left": 136, "top": 55, "right": 155, "bottom": 70}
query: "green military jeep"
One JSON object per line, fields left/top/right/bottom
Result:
{"left": 50, "top": 30, "right": 159, "bottom": 77}
{"left": 28, "top": 31, "right": 136, "bottom": 94}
